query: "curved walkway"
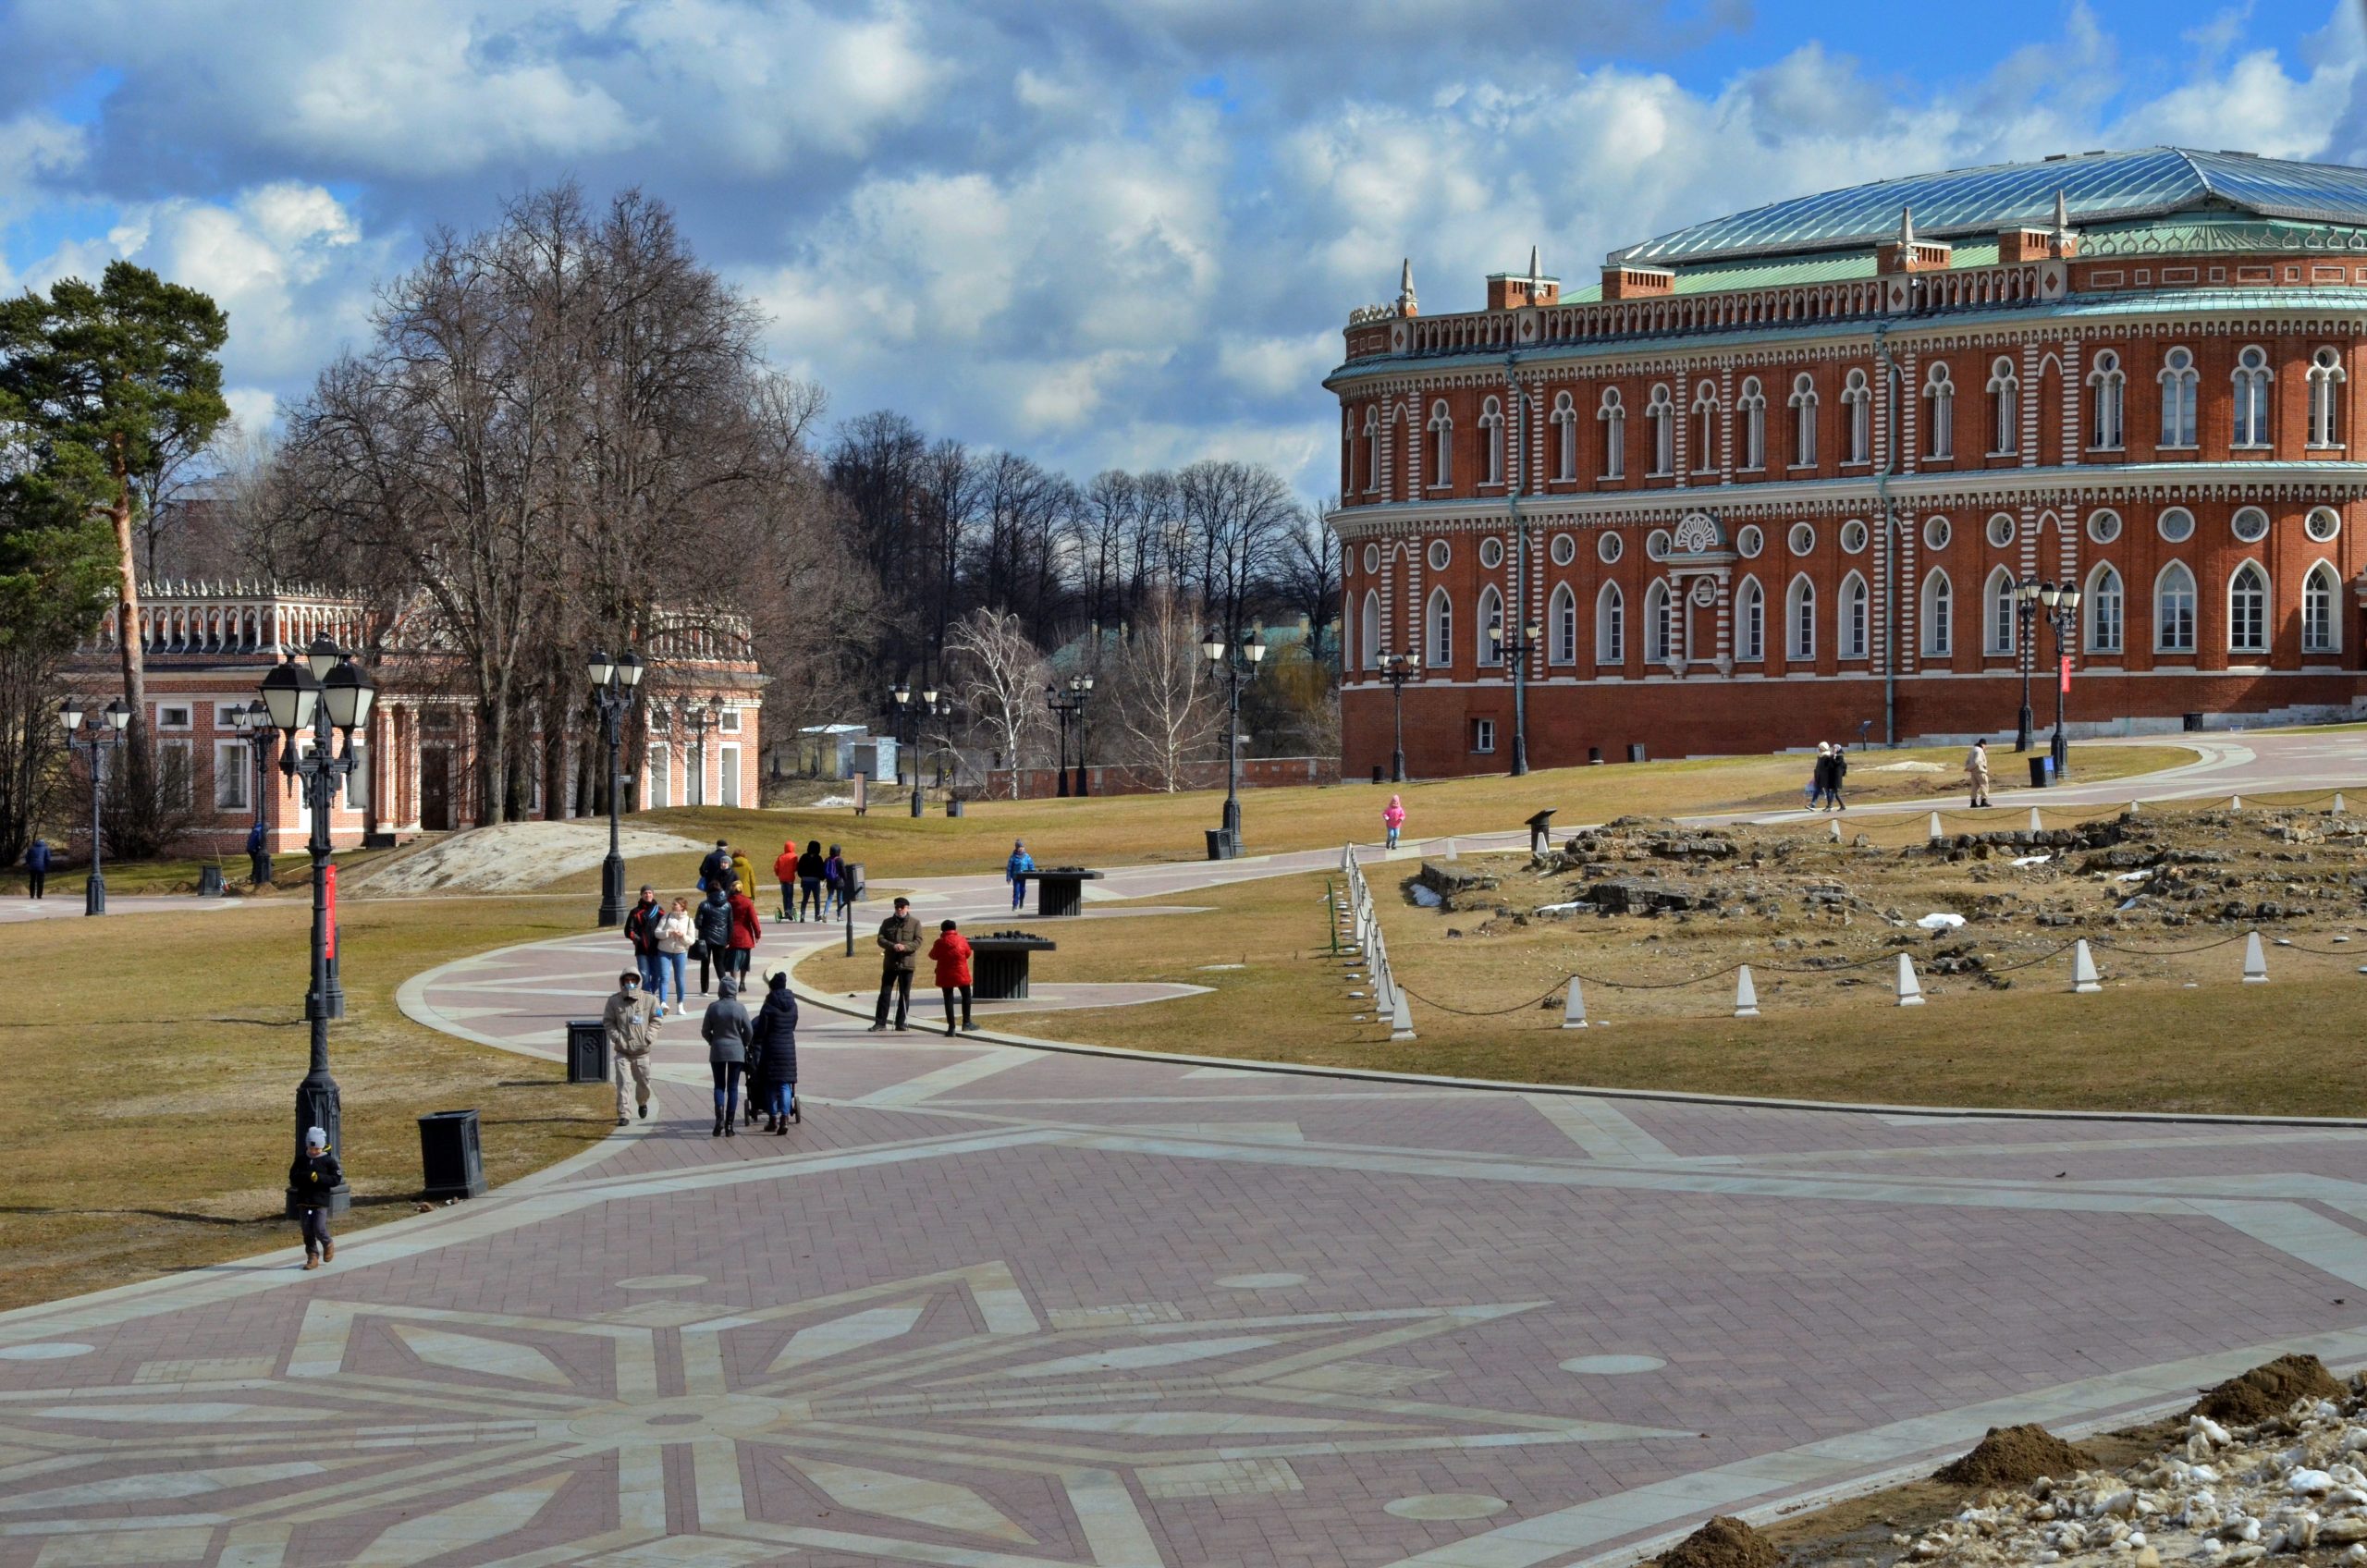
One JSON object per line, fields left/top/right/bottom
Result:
{"left": 2, "top": 732, "right": 2365, "bottom": 1568}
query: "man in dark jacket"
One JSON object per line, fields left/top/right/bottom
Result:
{"left": 245, "top": 820, "right": 272, "bottom": 887}
{"left": 693, "top": 887, "right": 733, "bottom": 995}
{"left": 1825, "top": 742, "right": 1849, "bottom": 812}
{"left": 870, "top": 896, "right": 924, "bottom": 1032}
{"left": 752, "top": 970, "right": 801, "bottom": 1133}
{"left": 23, "top": 837, "right": 49, "bottom": 900}
{"left": 288, "top": 1126, "right": 342, "bottom": 1268}
{"left": 623, "top": 886, "right": 664, "bottom": 994}
{"left": 697, "top": 839, "right": 731, "bottom": 893}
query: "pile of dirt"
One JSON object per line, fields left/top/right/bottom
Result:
{"left": 1659, "top": 1515, "right": 1783, "bottom": 1568}
{"left": 1931, "top": 1423, "right": 2091, "bottom": 1487}
{"left": 354, "top": 820, "right": 713, "bottom": 894}
{"left": 2187, "top": 1354, "right": 2344, "bottom": 1425}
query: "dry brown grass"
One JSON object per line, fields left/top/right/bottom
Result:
{"left": 0, "top": 899, "right": 608, "bottom": 1310}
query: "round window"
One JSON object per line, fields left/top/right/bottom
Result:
{"left": 1551, "top": 533, "right": 1576, "bottom": 566}
{"left": 2086, "top": 510, "right": 2122, "bottom": 545}
{"left": 1735, "top": 525, "right": 1763, "bottom": 559}
{"left": 1840, "top": 521, "right": 1868, "bottom": 555}
{"left": 1478, "top": 536, "right": 1503, "bottom": 569}
{"left": 2158, "top": 508, "right": 2196, "bottom": 544}
{"left": 1598, "top": 532, "right": 1625, "bottom": 564}
{"left": 1363, "top": 544, "right": 1380, "bottom": 573}
{"left": 1646, "top": 529, "right": 1671, "bottom": 560}
{"left": 2307, "top": 508, "right": 2342, "bottom": 543}
{"left": 2230, "top": 508, "right": 2270, "bottom": 544}
{"left": 1428, "top": 539, "right": 1451, "bottom": 570}
{"left": 1787, "top": 522, "right": 1815, "bottom": 555}
{"left": 1924, "top": 517, "right": 1952, "bottom": 551}
{"left": 1985, "top": 514, "right": 2017, "bottom": 548}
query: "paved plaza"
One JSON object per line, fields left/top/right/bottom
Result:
{"left": 4, "top": 732, "right": 2366, "bottom": 1567}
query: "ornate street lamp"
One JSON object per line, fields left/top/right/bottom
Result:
{"left": 2013, "top": 577, "right": 2043, "bottom": 753}
{"left": 588, "top": 647, "right": 646, "bottom": 928}
{"left": 1201, "top": 626, "right": 1266, "bottom": 858}
{"left": 56, "top": 696, "right": 129, "bottom": 915}
{"left": 1045, "top": 674, "right": 1093, "bottom": 799}
{"left": 889, "top": 680, "right": 934, "bottom": 817}
{"left": 260, "top": 642, "right": 375, "bottom": 1217}
{"left": 237, "top": 697, "right": 276, "bottom": 887}
{"left": 1376, "top": 651, "right": 1419, "bottom": 784}
{"left": 1489, "top": 609, "right": 1546, "bottom": 777}
{"left": 2037, "top": 582, "right": 2083, "bottom": 778}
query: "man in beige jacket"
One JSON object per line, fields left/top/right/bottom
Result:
{"left": 603, "top": 970, "right": 660, "bottom": 1125}
{"left": 1965, "top": 739, "right": 1993, "bottom": 809}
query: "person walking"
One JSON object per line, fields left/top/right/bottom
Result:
{"left": 289, "top": 1126, "right": 341, "bottom": 1269}
{"left": 1807, "top": 742, "right": 1833, "bottom": 809}
{"left": 693, "top": 885, "right": 733, "bottom": 995}
{"left": 243, "top": 820, "right": 268, "bottom": 886}
{"left": 623, "top": 886, "right": 665, "bottom": 996}
{"left": 869, "top": 896, "right": 924, "bottom": 1032}
{"left": 929, "top": 919, "right": 975, "bottom": 1036}
{"left": 751, "top": 968, "right": 800, "bottom": 1132}
{"left": 726, "top": 878, "right": 762, "bottom": 988}
{"left": 654, "top": 897, "right": 693, "bottom": 1017}
{"left": 698, "top": 839, "right": 731, "bottom": 894}
{"left": 772, "top": 839, "right": 798, "bottom": 920}
{"left": 1825, "top": 743, "right": 1850, "bottom": 812}
{"left": 1381, "top": 794, "right": 1405, "bottom": 850}
{"left": 1005, "top": 840, "right": 1034, "bottom": 912}
{"left": 823, "top": 844, "right": 848, "bottom": 916}
{"left": 729, "top": 845, "right": 757, "bottom": 900}
{"left": 1965, "top": 738, "right": 1993, "bottom": 809}
{"left": 603, "top": 969, "right": 658, "bottom": 1126}
{"left": 796, "top": 840, "right": 826, "bottom": 922}
{"left": 701, "top": 974, "right": 752, "bottom": 1138}
{"left": 23, "top": 836, "right": 49, "bottom": 900}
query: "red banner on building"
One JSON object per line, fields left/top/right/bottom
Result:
{"left": 325, "top": 863, "right": 337, "bottom": 960}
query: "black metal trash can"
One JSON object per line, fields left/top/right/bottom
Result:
{"left": 844, "top": 863, "right": 865, "bottom": 903}
{"left": 566, "top": 1019, "right": 608, "bottom": 1084}
{"left": 1372, "top": 765, "right": 1383, "bottom": 784}
{"left": 947, "top": 797, "right": 965, "bottom": 817}
{"left": 1588, "top": 746, "right": 1602, "bottom": 765}
{"left": 418, "top": 1109, "right": 488, "bottom": 1200}
{"left": 1205, "top": 827, "right": 1237, "bottom": 862}
{"left": 2028, "top": 755, "right": 2051, "bottom": 788}
{"left": 2183, "top": 712, "right": 2204, "bottom": 731}
{"left": 196, "top": 864, "right": 224, "bottom": 897}
{"left": 1625, "top": 743, "right": 1648, "bottom": 764}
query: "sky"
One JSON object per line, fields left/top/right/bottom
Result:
{"left": 0, "top": 0, "right": 2361, "bottom": 504}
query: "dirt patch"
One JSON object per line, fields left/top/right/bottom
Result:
{"left": 1659, "top": 1515, "right": 1783, "bottom": 1568}
{"left": 1931, "top": 1423, "right": 2092, "bottom": 1487}
{"left": 2187, "top": 1353, "right": 2344, "bottom": 1425}
{"left": 354, "top": 820, "right": 713, "bottom": 894}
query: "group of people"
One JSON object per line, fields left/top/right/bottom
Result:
{"left": 869, "top": 894, "right": 980, "bottom": 1036}
{"left": 1806, "top": 743, "right": 1852, "bottom": 811}
{"left": 773, "top": 839, "right": 852, "bottom": 921}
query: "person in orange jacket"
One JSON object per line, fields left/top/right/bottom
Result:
{"left": 928, "top": 919, "right": 975, "bottom": 1036}
{"left": 772, "top": 839, "right": 798, "bottom": 920}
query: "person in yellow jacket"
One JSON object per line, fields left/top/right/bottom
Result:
{"left": 729, "top": 846, "right": 756, "bottom": 897}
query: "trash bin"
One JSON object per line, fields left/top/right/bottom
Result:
{"left": 1525, "top": 808, "right": 1559, "bottom": 857}
{"left": 1625, "top": 743, "right": 1648, "bottom": 764}
{"left": 844, "top": 863, "right": 865, "bottom": 903}
{"left": 1371, "top": 765, "right": 1383, "bottom": 784}
{"left": 196, "top": 864, "right": 224, "bottom": 897}
{"left": 1588, "top": 746, "right": 1603, "bottom": 766}
{"left": 566, "top": 1019, "right": 608, "bottom": 1084}
{"left": 2182, "top": 712, "right": 2204, "bottom": 732}
{"left": 946, "top": 797, "right": 965, "bottom": 817}
{"left": 1205, "top": 827, "right": 1237, "bottom": 862}
{"left": 418, "top": 1109, "right": 488, "bottom": 1200}
{"left": 2028, "top": 755, "right": 2051, "bottom": 788}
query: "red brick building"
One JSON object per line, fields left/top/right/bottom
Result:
{"left": 69, "top": 582, "right": 766, "bottom": 852}
{"left": 1326, "top": 148, "right": 2367, "bottom": 777}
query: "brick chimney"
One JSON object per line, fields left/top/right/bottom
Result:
{"left": 1600, "top": 264, "right": 1674, "bottom": 300}
{"left": 1488, "top": 246, "right": 1562, "bottom": 309}
{"left": 1875, "top": 204, "right": 1953, "bottom": 274}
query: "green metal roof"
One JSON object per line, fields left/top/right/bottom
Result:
{"left": 1612, "top": 147, "right": 2367, "bottom": 267}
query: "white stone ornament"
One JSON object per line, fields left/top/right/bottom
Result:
{"left": 2243, "top": 931, "right": 2269, "bottom": 984}
{"left": 1928, "top": 813, "right": 1944, "bottom": 841}
{"left": 2029, "top": 807, "right": 2042, "bottom": 831}
{"left": 1562, "top": 977, "right": 1588, "bottom": 1029}
{"left": 1734, "top": 966, "right": 1760, "bottom": 1018}
{"left": 1896, "top": 953, "right": 1925, "bottom": 1006}
{"left": 1390, "top": 989, "right": 1417, "bottom": 1041}
{"left": 2072, "top": 939, "right": 2102, "bottom": 994}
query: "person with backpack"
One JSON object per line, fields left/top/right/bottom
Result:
{"left": 693, "top": 885, "right": 733, "bottom": 995}
{"left": 1005, "top": 840, "right": 1035, "bottom": 912}
{"left": 823, "top": 844, "right": 848, "bottom": 916}
{"left": 795, "top": 840, "right": 827, "bottom": 921}
{"left": 928, "top": 919, "right": 975, "bottom": 1036}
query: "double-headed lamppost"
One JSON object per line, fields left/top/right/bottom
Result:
{"left": 1489, "top": 608, "right": 1543, "bottom": 777}
{"left": 2036, "top": 581, "right": 2083, "bottom": 778}
{"left": 1200, "top": 625, "right": 1266, "bottom": 857}
{"left": 2013, "top": 577, "right": 2043, "bottom": 753}
{"left": 55, "top": 696, "right": 129, "bottom": 915}
{"left": 890, "top": 680, "right": 938, "bottom": 817}
{"left": 681, "top": 698, "right": 720, "bottom": 805}
{"left": 235, "top": 698, "right": 276, "bottom": 887}
{"left": 1045, "top": 674, "right": 1093, "bottom": 797}
{"left": 259, "top": 635, "right": 376, "bottom": 1217}
{"left": 588, "top": 648, "right": 646, "bottom": 928}
{"left": 1377, "top": 651, "right": 1418, "bottom": 783}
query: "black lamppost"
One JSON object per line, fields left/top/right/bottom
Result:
{"left": 681, "top": 698, "right": 720, "bottom": 806}
{"left": 2013, "top": 577, "right": 2042, "bottom": 753}
{"left": 56, "top": 696, "right": 129, "bottom": 915}
{"left": 236, "top": 698, "right": 276, "bottom": 887}
{"left": 259, "top": 637, "right": 375, "bottom": 1217}
{"left": 890, "top": 680, "right": 936, "bottom": 817}
{"left": 588, "top": 648, "right": 646, "bottom": 928}
{"left": 1377, "top": 651, "right": 1418, "bottom": 783}
{"left": 1489, "top": 608, "right": 1544, "bottom": 777}
{"left": 1200, "top": 625, "right": 1266, "bottom": 857}
{"left": 1046, "top": 675, "right": 1092, "bottom": 798}
{"left": 2037, "top": 581, "right": 2082, "bottom": 778}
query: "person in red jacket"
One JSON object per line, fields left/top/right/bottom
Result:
{"left": 771, "top": 839, "right": 798, "bottom": 921}
{"left": 928, "top": 919, "right": 975, "bottom": 1036}
{"left": 726, "top": 881, "right": 763, "bottom": 988}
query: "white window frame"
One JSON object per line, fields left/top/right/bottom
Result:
{"left": 2159, "top": 348, "right": 2199, "bottom": 447}
{"left": 1550, "top": 584, "right": 1577, "bottom": 666}
{"left": 1645, "top": 580, "right": 1674, "bottom": 664}
{"left": 1426, "top": 588, "right": 1453, "bottom": 668}
{"left": 1738, "top": 377, "right": 1766, "bottom": 471}
{"left": 2086, "top": 565, "right": 2124, "bottom": 655}
{"left": 1362, "top": 407, "right": 1381, "bottom": 491}
{"left": 2087, "top": 349, "right": 2125, "bottom": 449}
{"left": 1359, "top": 590, "right": 1381, "bottom": 670}
{"left": 2155, "top": 562, "right": 2197, "bottom": 654}
{"left": 1595, "top": 582, "right": 1625, "bottom": 666}
{"left": 1985, "top": 568, "right": 2019, "bottom": 657}
{"left": 2231, "top": 345, "right": 2273, "bottom": 448}
{"left": 1924, "top": 362, "right": 1954, "bottom": 459}
{"left": 1470, "top": 717, "right": 1496, "bottom": 754}
{"left": 1689, "top": 382, "right": 1717, "bottom": 472}
{"left": 2304, "top": 562, "right": 2340, "bottom": 654}
{"left": 1551, "top": 392, "right": 1576, "bottom": 480}
{"left": 1478, "top": 396, "right": 1504, "bottom": 485}
{"left": 1920, "top": 570, "right": 1953, "bottom": 657}
{"left": 213, "top": 740, "right": 250, "bottom": 813}
{"left": 645, "top": 741, "right": 671, "bottom": 808}
{"left": 1841, "top": 369, "right": 1871, "bottom": 464}
{"left": 2309, "top": 348, "right": 2346, "bottom": 448}
{"left": 1986, "top": 356, "right": 2019, "bottom": 455}
{"left": 1787, "top": 374, "right": 1817, "bottom": 469}
{"left": 1785, "top": 575, "right": 1816, "bottom": 660}
{"left": 158, "top": 738, "right": 194, "bottom": 811}
{"left": 1597, "top": 387, "right": 1625, "bottom": 480}
{"left": 1477, "top": 584, "right": 1504, "bottom": 668}
{"left": 1736, "top": 576, "right": 1765, "bottom": 662}
{"left": 1839, "top": 571, "right": 1869, "bottom": 659}
{"left": 719, "top": 743, "right": 742, "bottom": 808}
{"left": 1646, "top": 383, "right": 1675, "bottom": 476}
{"left": 2227, "top": 562, "right": 2269, "bottom": 655}
{"left": 1428, "top": 400, "right": 1453, "bottom": 486}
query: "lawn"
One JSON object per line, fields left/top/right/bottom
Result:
{"left": 802, "top": 863, "right": 2367, "bottom": 1121}
{"left": 0, "top": 899, "right": 610, "bottom": 1311}
{"left": 542, "top": 741, "right": 2189, "bottom": 895}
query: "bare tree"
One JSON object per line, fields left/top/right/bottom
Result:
{"left": 944, "top": 606, "right": 1046, "bottom": 799}
{"left": 1108, "top": 588, "right": 1219, "bottom": 791}
{"left": 1178, "top": 459, "right": 1299, "bottom": 642}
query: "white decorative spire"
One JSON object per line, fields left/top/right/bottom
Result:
{"left": 2052, "top": 188, "right": 2072, "bottom": 241}
{"left": 1527, "top": 244, "right": 1541, "bottom": 286}
{"left": 1396, "top": 257, "right": 1417, "bottom": 314}
{"left": 1898, "top": 204, "right": 1915, "bottom": 245}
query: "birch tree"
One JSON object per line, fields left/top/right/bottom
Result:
{"left": 944, "top": 606, "right": 1046, "bottom": 799}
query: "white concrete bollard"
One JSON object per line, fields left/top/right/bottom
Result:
{"left": 1341, "top": 844, "right": 1354, "bottom": 872}
{"left": 1562, "top": 977, "right": 1588, "bottom": 1030}
{"left": 1734, "top": 965, "right": 1760, "bottom": 1018}
{"left": 1443, "top": 838, "right": 1458, "bottom": 862}
{"left": 2230, "top": 795, "right": 2243, "bottom": 813}
{"left": 2029, "top": 807, "right": 2042, "bottom": 832}
{"left": 1390, "top": 989, "right": 1417, "bottom": 1041}
{"left": 2336, "top": 793, "right": 2349, "bottom": 815}
{"left": 2243, "top": 931, "right": 2269, "bottom": 984}
{"left": 1828, "top": 818, "right": 1842, "bottom": 843}
{"left": 2128, "top": 800, "right": 2140, "bottom": 816}
{"left": 1928, "top": 812, "right": 1944, "bottom": 841}
{"left": 1895, "top": 952, "right": 1926, "bottom": 1007}
{"left": 2071, "top": 939, "right": 2102, "bottom": 994}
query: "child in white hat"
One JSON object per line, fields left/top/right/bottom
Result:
{"left": 289, "top": 1126, "right": 342, "bottom": 1268}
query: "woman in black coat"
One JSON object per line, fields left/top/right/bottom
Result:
{"left": 751, "top": 969, "right": 801, "bottom": 1133}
